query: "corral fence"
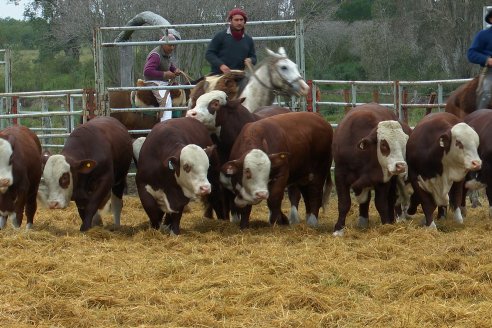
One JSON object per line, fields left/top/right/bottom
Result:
{"left": 94, "top": 18, "right": 306, "bottom": 136}
{"left": 309, "top": 78, "right": 473, "bottom": 127}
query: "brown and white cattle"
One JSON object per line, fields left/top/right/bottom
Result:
{"left": 0, "top": 126, "right": 42, "bottom": 230}
{"left": 40, "top": 116, "right": 133, "bottom": 231}
{"left": 460, "top": 109, "right": 492, "bottom": 217}
{"left": 136, "top": 117, "right": 220, "bottom": 235}
{"left": 406, "top": 112, "right": 481, "bottom": 228}
{"left": 221, "top": 111, "right": 333, "bottom": 229}
{"left": 332, "top": 104, "right": 410, "bottom": 236}
{"left": 186, "top": 90, "right": 293, "bottom": 222}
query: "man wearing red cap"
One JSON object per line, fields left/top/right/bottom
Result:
{"left": 205, "top": 8, "right": 257, "bottom": 75}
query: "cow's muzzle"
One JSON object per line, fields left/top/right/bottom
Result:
{"left": 468, "top": 159, "right": 482, "bottom": 172}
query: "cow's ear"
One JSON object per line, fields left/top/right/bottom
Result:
{"left": 77, "top": 160, "right": 97, "bottom": 174}
{"left": 167, "top": 157, "right": 179, "bottom": 171}
{"left": 239, "top": 97, "right": 246, "bottom": 104}
{"left": 221, "top": 160, "right": 240, "bottom": 176}
{"left": 209, "top": 99, "right": 221, "bottom": 112}
{"left": 439, "top": 132, "right": 451, "bottom": 149}
{"left": 269, "top": 152, "right": 289, "bottom": 169}
{"left": 357, "top": 138, "right": 371, "bottom": 150}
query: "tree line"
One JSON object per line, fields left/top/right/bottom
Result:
{"left": 0, "top": 0, "right": 489, "bottom": 92}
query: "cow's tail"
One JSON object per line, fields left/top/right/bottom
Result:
{"left": 321, "top": 172, "right": 333, "bottom": 212}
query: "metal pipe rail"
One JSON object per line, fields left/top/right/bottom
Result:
{"left": 0, "top": 89, "right": 85, "bottom": 97}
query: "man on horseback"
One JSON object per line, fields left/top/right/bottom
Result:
{"left": 143, "top": 33, "right": 182, "bottom": 121}
{"left": 468, "top": 9, "right": 492, "bottom": 109}
{"left": 205, "top": 8, "right": 257, "bottom": 75}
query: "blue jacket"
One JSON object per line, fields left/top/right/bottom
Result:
{"left": 468, "top": 28, "right": 492, "bottom": 66}
{"left": 205, "top": 28, "right": 257, "bottom": 74}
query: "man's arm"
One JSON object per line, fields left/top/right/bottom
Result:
{"left": 468, "top": 31, "right": 490, "bottom": 66}
{"left": 205, "top": 32, "right": 225, "bottom": 69}
{"left": 247, "top": 36, "right": 257, "bottom": 65}
{"left": 144, "top": 53, "right": 175, "bottom": 80}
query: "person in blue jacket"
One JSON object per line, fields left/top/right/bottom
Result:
{"left": 205, "top": 8, "right": 257, "bottom": 75}
{"left": 468, "top": 9, "right": 492, "bottom": 109}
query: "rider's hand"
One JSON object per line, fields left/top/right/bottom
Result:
{"left": 174, "top": 68, "right": 182, "bottom": 76}
{"left": 487, "top": 57, "right": 492, "bottom": 67}
{"left": 220, "top": 64, "right": 231, "bottom": 74}
{"left": 163, "top": 71, "right": 176, "bottom": 80}
{"left": 244, "top": 57, "right": 252, "bottom": 67}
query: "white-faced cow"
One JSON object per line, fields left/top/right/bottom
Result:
{"left": 406, "top": 112, "right": 481, "bottom": 228}
{"left": 332, "top": 103, "right": 411, "bottom": 237}
{"left": 136, "top": 117, "right": 220, "bottom": 235}
{"left": 0, "top": 126, "right": 42, "bottom": 230}
{"left": 40, "top": 116, "right": 133, "bottom": 231}
{"left": 222, "top": 111, "right": 333, "bottom": 229}
{"left": 186, "top": 90, "right": 293, "bottom": 222}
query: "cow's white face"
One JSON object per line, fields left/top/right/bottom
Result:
{"left": 186, "top": 90, "right": 227, "bottom": 133}
{"left": 174, "top": 144, "right": 211, "bottom": 200}
{"left": 40, "top": 154, "right": 73, "bottom": 209}
{"left": 224, "top": 149, "right": 271, "bottom": 207}
{"left": 0, "top": 139, "right": 14, "bottom": 194}
{"left": 443, "top": 122, "right": 481, "bottom": 180}
{"left": 376, "top": 120, "right": 409, "bottom": 182}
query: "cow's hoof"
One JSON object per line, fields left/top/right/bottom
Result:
{"left": 453, "top": 207, "right": 464, "bottom": 224}
{"left": 333, "top": 229, "right": 344, "bottom": 237}
{"left": 26, "top": 223, "right": 33, "bottom": 230}
{"left": 160, "top": 224, "right": 171, "bottom": 234}
{"left": 357, "top": 216, "right": 369, "bottom": 229}
{"left": 289, "top": 206, "right": 300, "bottom": 225}
{"left": 0, "top": 217, "right": 6, "bottom": 229}
{"left": 306, "top": 214, "right": 318, "bottom": 227}
{"left": 424, "top": 221, "right": 437, "bottom": 230}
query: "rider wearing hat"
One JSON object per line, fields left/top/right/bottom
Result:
{"left": 205, "top": 7, "right": 257, "bottom": 75}
{"left": 468, "top": 9, "right": 492, "bottom": 109}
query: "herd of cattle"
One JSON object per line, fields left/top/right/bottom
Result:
{"left": 1, "top": 82, "right": 491, "bottom": 236}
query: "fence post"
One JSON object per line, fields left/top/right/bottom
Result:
{"left": 306, "top": 80, "right": 313, "bottom": 112}
{"left": 343, "top": 89, "right": 350, "bottom": 113}
{"left": 402, "top": 88, "right": 408, "bottom": 123}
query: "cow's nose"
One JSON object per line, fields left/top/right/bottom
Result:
{"left": 0, "top": 178, "right": 11, "bottom": 187}
{"left": 255, "top": 191, "right": 269, "bottom": 200}
{"left": 394, "top": 162, "right": 407, "bottom": 174}
{"left": 470, "top": 159, "right": 482, "bottom": 171}
{"left": 48, "top": 201, "right": 60, "bottom": 209}
{"left": 199, "top": 184, "right": 211, "bottom": 195}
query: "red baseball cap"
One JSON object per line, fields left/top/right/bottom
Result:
{"left": 228, "top": 8, "right": 247, "bottom": 22}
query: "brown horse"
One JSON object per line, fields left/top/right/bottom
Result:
{"left": 445, "top": 76, "right": 484, "bottom": 119}
{"left": 108, "top": 79, "right": 192, "bottom": 138}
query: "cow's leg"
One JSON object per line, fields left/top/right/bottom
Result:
{"left": 267, "top": 194, "right": 288, "bottom": 226}
{"left": 0, "top": 215, "right": 6, "bottom": 229}
{"left": 237, "top": 205, "right": 252, "bottom": 229}
{"left": 449, "top": 181, "right": 465, "bottom": 223}
{"left": 485, "top": 186, "right": 492, "bottom": 218}
{"left": 164, "top": 211, "right": 183, "bottom": 235}
{"left": 386, "top": 177, "right": 398, "bottom": 224}
{"left": 374, "top": 183, "right": 391, "bottom": 225}
{"left": 110, "top": 192, "right": 123, "bottom": 227}
{"left": 25, "top": 186, "right": 38, "bottom": 229}
{"left": 333, "top": 174, "right": 351, "bottom": 236}
{"left": 288, "top": 186, "right": 301, "bottom": 225}
{"left": 354, "top": 187, "right": 371, "bottom": 228}
{"left": 419, "top": 191, "right": 438, "bottom": 229}
{"left": 79, "top": 179, "right": 113, "bottom": 231}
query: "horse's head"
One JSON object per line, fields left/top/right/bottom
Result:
{"left": 265, "top": 47, "right": 309, "bottom": 97}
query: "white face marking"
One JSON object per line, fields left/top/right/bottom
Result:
{"left": 442, "top": 123, "right": 481, "bottom": 179}
{"left": 186, "top": 90, "right": 227, "bottom": 132}
{"left": 0, "top": 138, "right": 14, "bottom": 193}
{"left": 376, "top": 120, "right": 409, "bottom": 182}
{"left": 41, "top": 154, "right": 73, "bottom": 209}
{"left": 235, "top": 149, "right": 271, "bottom": 207}
{"left": 175, "top": 144, "right": 211, "bottom": 200}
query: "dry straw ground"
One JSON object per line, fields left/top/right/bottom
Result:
{"left": 2, "top": 191, "right": 492, "bottom": 328}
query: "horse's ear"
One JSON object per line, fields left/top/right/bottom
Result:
{"left": 277, "top": 47, "right": 287, "bottom": 57}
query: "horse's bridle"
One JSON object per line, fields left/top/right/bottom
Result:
{"left": 246, "top": 58, "right": 303, "bottom": 97}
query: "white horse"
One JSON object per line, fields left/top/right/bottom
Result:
{"left": 188, "top": 47, "right": 309, "bottom": 113}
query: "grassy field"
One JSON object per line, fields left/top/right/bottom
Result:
{"left": 1, "top": 192, "right": 492, "bottom": 327}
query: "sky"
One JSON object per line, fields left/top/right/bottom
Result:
{"left": 0, "top": 0, "right": 27, "bottom": 20}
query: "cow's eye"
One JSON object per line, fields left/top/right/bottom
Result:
{"left": 379, "top": 140, "right": 390, "bottom": 156}
{"left": 59, "top": 172, "right": 70, "bottom": 189}
{"left": 244, "top": 168, "right": 252, "bottom": 179}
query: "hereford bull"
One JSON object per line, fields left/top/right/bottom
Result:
{"left": 0, "top": 126, "right": 42, "bottom": 230}
{"left": 406, "top": 112, "right": 481, "bottom": 228}
{"left": 136, "top": 117, "right": 221, "bottom": 235}
{"left": 332, "top": 104, "right": 411, "bottom": 236}
{"left": 39, "top": 116, "right": 133, "bottom": 231}
{"left": 460, "top": 109, "right": 492, "bottom": 217}
{"left": 221, "top": 112, "right": 333, "bottom": 229}
{"left": 186, "top": 90, "right": 299, "bottom": 222}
